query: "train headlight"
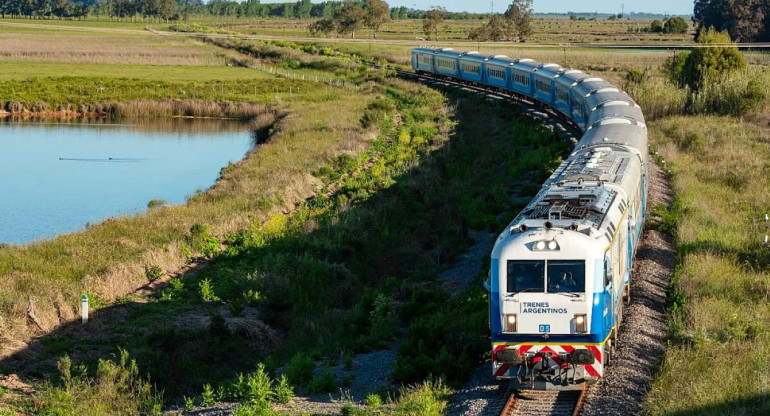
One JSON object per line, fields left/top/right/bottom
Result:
{"left": 533, "top": 240, "right": 560, "bottom": 251}
{"left": 504, "top": 314, "right": 517, "bottom": 333}
{"left": 574, "top": 314, "right": 587, "bottom": 333}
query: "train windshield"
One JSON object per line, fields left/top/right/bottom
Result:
{"left": 507, "top": 260, "right": 545, "bottom": 293}
{"left": 547, "top": 260, "right": 586, "bottom": 292}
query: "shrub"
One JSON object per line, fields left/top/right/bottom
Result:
{"left": 391, "top": 379, "right": 451, "bottom": 416}
{"left": 285, "top": 353, "right": 315, "bottom": 387}
{"left": 663, "top": 16, "right": 688, "bottom": 34}
{"left": 35, "top": 351, "right": 162, "bottom": 415}
{"left": 201, "top": 383, "right": 215, "bottom": 406}
{"left": 187, "top": 223, "right": 220, "bottom": 257}
{"left": 145, "top": 264, "right": 163, "bottom": 282}
{"left": 147, "top": 199, "right": 166, "bottom": 209}
{"left": 681, "top": 28, "right": 746, "bottom": 91}
{"left": 365, "top": 393, "right": 382, "bottom": 407}
{"left": 199, "top": 278, "right": 220, "bottom": 302}
{"left": 273, "top": 375, "right": 294, "bottom": 404}
{"left": 625, "top": 69, "right": 647, "bottom": 85}
{"left": 307, "top": 364, "right": 336, "bottom": 395}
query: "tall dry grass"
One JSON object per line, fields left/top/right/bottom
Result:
{"left": 626, "top": 68, "right": 770, "bottom": 120}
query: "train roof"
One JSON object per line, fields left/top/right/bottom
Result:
{"left": 459, "top": 52, "right": 489, "bottom": 63}
{"left": 512, "top": 59, "right": 539, "bottom": 72}
{"left": 411, "top": 47, "right": 440, "bottom": 54}
{"left": 584, "top": 89, "right": 635, "bottom": 111}
{"left": 435, "top": 49, "right": 462, "bottom": 58}
{"left": 534, "top": 63, "right": 563, "bottom": 78}
{"left": 588, "top": 102, "right": 645, "bottom": 127}
{"left": 572, "top": 78, "right": 614, "bottom": 97}
{"left": 577, "top": 122, "right": 648, "bottom": 157}
{"left": 554, "top": 70, "right": 590, "bottom": 88}
{"left": 486, "top": 56, "right": 518, "bottom": 66}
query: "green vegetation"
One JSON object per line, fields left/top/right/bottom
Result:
{"left": 694, "top": 0, "right": 770, "bottom": 42}
{"left": 644, "top": 115, "right": 770, "bottom": 415}
{"left": 32, "top": 351, "right": 162, "bottom": 416}
{"left": 665, "top": 28, "right": 747, "bottom": 91}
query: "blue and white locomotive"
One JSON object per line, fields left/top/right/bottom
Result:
{"left": 411, "top": 47, "right": 649, "bottom": 388}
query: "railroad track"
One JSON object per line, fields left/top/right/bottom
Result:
{"left": 500, "top": 388, "right": 586, "bottom": 416}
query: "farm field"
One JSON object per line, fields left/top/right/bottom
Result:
{"left": 0, "top": 14, "right": 769, "bottom": 416}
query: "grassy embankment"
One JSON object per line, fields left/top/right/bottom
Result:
{"left": 0, "top": 30, "right": 570, "bottom": 415}
{"left": 0, "top": 26, "right": 376, "bottom": 348}
{"left": 615, "top": 48, "right": 770, "bottom": 414}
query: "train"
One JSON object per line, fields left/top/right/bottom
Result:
{"left": 411, "top": 47, "right": 649, "bottom": 389}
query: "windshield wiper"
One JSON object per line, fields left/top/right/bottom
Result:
{"left": 508, "top": 287, "right": 543, "bottom": 296}
{"left": 550, "top": 291, "right": 581, "bottom": 298}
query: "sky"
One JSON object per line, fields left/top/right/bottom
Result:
{"left": 383, "top": 0, "right": 693, "bottom": 15}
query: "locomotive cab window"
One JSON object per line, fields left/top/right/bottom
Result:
{"left": 547, "top": 260, "right": 585, "bottom": 292}
{"left": 507, "top": 260, "right": 545, "bottom": 293}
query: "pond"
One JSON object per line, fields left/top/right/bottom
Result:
{"left": 0, "top": 119, "right": 253, "bottom": 245}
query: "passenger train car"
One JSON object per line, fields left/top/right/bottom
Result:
{"left": 411, "top": 47, "right": 649, "bottom": 389}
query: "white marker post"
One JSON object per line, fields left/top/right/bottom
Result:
{"left": 81, "top": 294, "right": 89, "bottom": 324}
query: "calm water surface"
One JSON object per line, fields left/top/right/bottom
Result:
{"left": 1, "top": 120, "right": 253, "bottom": 245}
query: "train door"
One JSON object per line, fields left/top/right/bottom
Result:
{"left": 603, "top": 256, "right": 613, "bottom": 334}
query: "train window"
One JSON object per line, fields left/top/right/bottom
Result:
{"left": 421, "top": 55, "right": 431, "bottom": 64}
{"left": 547, "top": 260, "right": 585, "bottom": 292}
{"left": 604, "top": 257, "right": 612, "bottom": 287}
{"left": 462, "top": 63, "right": 480, "bottom": 74}
{"left": 488, "top": 67, "right": 504, "bottom": 79}
{"left": 556, "top": 88, "right": 569, "bottom": 103}
{"left": 507, "top": 260, "right": 545, "bottom": 293}
{"left": 513, "top": 73, "right": 530, "bottom": 86}
{"left": 536, "top": 80, "right": 551, "bottom": 94}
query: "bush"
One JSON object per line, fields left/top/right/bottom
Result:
{"left": 147, "top": 199, "right": 166, "bottom": 209}
{"left": 35, "top": 351, "right": 162, "bottom": 415}
{"left": 625, "top": 69, "right": 647, "bottom": 85}
{"left": 650, "top": 19, "right": 663, "bottom": 33}
{"left": 663, "top": 16, "right": 688, "bottom": 34}
{"left": 285, "top": 353, "right": 315, "bottom": 387}
{"left": 307, "top": 364, "right": 337, "bottom": 395}
{"left": 187, "top": 223, "right": 220, "bottom": 257}
{"left": 392, "top": 379, "right": 451, "bottom": 416}
{"left": 681, "top": 28, "right": 746, "bottom": 91}
{"left": 145, "top": 264, "right": 163, "bottom": 282}
{"left": 273, "top": 375, "right": 294, "bottom": 404}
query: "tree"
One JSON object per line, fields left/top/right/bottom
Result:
{"left": 364, "top": 0, "right": 389, "bottom": 38}
{"left": 334, "top": 1, "right": 365, "bottom": 38}
{"left": 671, "top": 28, "right": 746, "bottom": 91}
{"left": 422, "top": 5, "right": 445, "bottom": 40}
{"left": 294, "top": 0, "right": 311, "bottom": 18}
{"left": 309, "top": 17, "right": 335, "bottom": 36}
{"left": 503, "top": 0, "right": 533, "bottom": 41}
{"left": 693, "top": 0, "right": 769, "bottom": 42}
{"left": 468, "top": 14, "right": 514, "bottom": 41}
{"left": 663, "top": 16, "right": 688, "bottom": 34}
{"left": 650, "top": 19, "right": 663, "bottom": 33}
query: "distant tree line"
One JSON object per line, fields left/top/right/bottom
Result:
{"left": 0, "top": 0, "right": 88, "bottom": 18}
{"left": 693, "top": 0, "right": 769, "bottom": 42}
